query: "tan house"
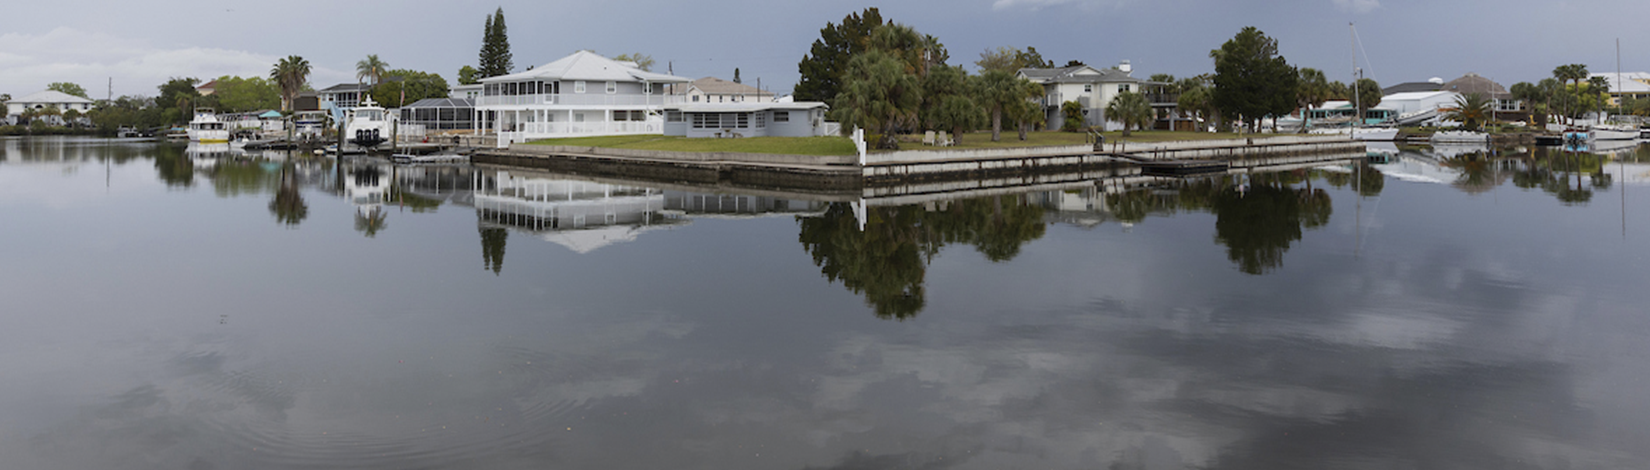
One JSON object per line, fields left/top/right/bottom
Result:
{"left": 678, "top": 77, "right": 773, "bottom": 104}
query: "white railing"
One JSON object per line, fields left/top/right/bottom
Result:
{"left": 495, "top": 121, "right": 664, "bottom": 147}
{"left": 477, "top": 94, "right": 687, "bottom": 107}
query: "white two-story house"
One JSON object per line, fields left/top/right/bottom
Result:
{"left": 1018, "top": 61, "right": 1150, "bottom": 131}
{"left": 476, "top": 51, "right": 691, "bottom": 146}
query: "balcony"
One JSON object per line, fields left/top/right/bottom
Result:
{"left": 478, "top": 94, "right": 686, "bottom": 107}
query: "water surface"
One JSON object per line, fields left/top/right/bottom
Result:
{"left": 3, "top": 136, "right": 1649, "bottom": 469}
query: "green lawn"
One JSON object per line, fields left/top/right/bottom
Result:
{"left": 526, "top": 131, "right": 1251, "bottom": 156}
{"left": 902, "top": 130, "right": 1248, "bottom": 150}
{"left": 528, "top": 135, "right": 857, "bottom": 156}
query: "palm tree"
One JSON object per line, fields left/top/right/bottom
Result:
{"left": 1296, "top": 68, "right": 1330, "bottom": 132}
{"left": 1106, "top": 91, "right": 1152, "bottom": 136}
{"left": 356, "top": 54, "right": 389, "bottom": 87}
{"left": 1445, "top": 93, "right": 1492, "bottom": 130}
{"left": 270, "top": 55, "right": 312, "bottom": 112}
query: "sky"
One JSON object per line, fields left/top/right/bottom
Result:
{"left": 3, "top": 0, "right": 1648, "bottom": 100}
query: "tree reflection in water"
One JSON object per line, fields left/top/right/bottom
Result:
{"left": 798, "top": 194, "right": 1047, "bottom": 320}
{"left": 1108, "top": 169, "right": 1354, "bottom": 275}
{"left": 1511, "top": 147, "right": 1611, "bottom": 206}
{"left": 480, "top": 227, "right": 508, "bottom": 274}
{"left": 269, "top": 162, "right": 307, "bottom": 226}
{"left": 150, "top": 144, "right": 193, "bottom": 188}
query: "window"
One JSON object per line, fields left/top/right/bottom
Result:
{"left": 667, "top": 111, "right": 684, "bottom": 122}
{"left": 606, "top": 81, "right": 617, "bottom": 94}
{"left": 692, "top": 113, "right": 713, "bottom": 129}
{"left": 734, "top": 113, "right": 749, "bottom": 128}
{"left": 1119, "top": 84, "right": 1131, "bottom": 93}
{"left": 773, "top": 111, "right": 790, "bottom": 123}
{"left": 692, "top": 95, "right": 700, "bottom": 102}
{"left": 575, "top": 81, "right": 586, "bottom": 93}
{"left": 755, "top": 111, "right": 765, "bottom": 128}
{"left": 1084, "top": 84, "right": 1093, "bottom": 93}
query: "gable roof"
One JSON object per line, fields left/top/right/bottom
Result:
{"left": 1442, "top": 73, "right": 1508, "bottom": 98}
{"left": 1382, "top": 81, "right": 1443, "bottom": 95}
{"left": 684, "top": 77, "right": 771, "bottom": 96}
{"left": 320, "top": 83, "right": 372, "bottom": 93}
{"left": 1018, "top": 65, "right": 1139, "bottom": 84}
{"left": 10, "top": 90, "right": 94, "bottom": 104}
{"left": 482, "top": 50, "right": 690, "bottom": 84}
{"left": 1588, "top": 72, "right": 1650, "bottom": 94}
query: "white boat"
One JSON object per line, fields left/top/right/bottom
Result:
{"left": 1430, "top": 131, "right": 1488, "bottom": 144}
{"left": 1310, "top": 127, "right": 1399, "bottom": 141}
{"left": 187, "top": 109, "right": 230, "bottom": 143}
{"left": 345, "top": 96, "right": 393, "bottom": 149}
{"left": 1589, "top": 123, "right": 1638, "bottom": 141}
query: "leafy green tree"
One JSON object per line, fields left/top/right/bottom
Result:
{"left": 1106, "top": 91, "right": 1153, "bottom": 136}
{"left": 457, "top": 66, "right": 480, "bottom": 85}
{"left": 1352, "top": 78, "right": 1381, "bottom": 122}
{"left": 831, "top": 49, "right": 921, "bottom": 149}
{"left": 1445, "top": 93, "right": 1493, "bottom": 130}
{"left": 1007, "top": 79, "right": 1045, "bottom": 140}
{"left": 212, "top": 76, "right": 280, "bottom": 112}
{"left": 974, "top": 45, "right": 1052, "bottom": 73}
{"left": 1510, "top": 81, "right": 1548, "bottom": 125}
{"left": 270, "top": 56, "right": 312, "bottom": 112}
{"left": 1295, "top": 68, "right": 1330, "bottom": 129}
{"left": 1211, "top": 27, "right": 1298, "bottom": 132}
{"left": 1061, "top": 100, "right": 1085, "bottom": 131}
{"left": 356, "top": 54, "right": 389, "bottom": 86}
{"left": 613, "top": 53, "right": 655, "bottom": 72}
{"left": 478, "top": 8, "right": 513, "bottom": 78}
{"left": 922, "top": 64, "right": 980, "bottom": 137}
{"left": 369, "top": 69, "right": 451, "bottom": 108}
{"left": 48, "top": 82, "right": 88, "bottom": 98}
{"left": 974, "top": 69, "right": 1041, "bottom": 142}
{"left": 795, "top": 7, "right": 883, "bottom": 102}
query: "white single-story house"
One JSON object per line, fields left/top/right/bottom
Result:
{"left": 661, "top": 102, "right": 834, "bottom": 138}
{"left": 6, "top": 90, "right": 95, "bottom": 126}
{"left": 476, "top": 50, "right": 692, "bottom": 146}
{"left": 678, "top": 77, "right": 773, "bottom": 104}
{"left": 1379, "top": 91, "right": 1461, "bottom": 125}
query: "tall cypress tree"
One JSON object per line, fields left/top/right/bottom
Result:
{"left": 478, "top": 8, "right": 513, "bottom": 78}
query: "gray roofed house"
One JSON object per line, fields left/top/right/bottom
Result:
{"left": 5, "top": 90, "right": 96, "bottom": 126}
{"left": 318, "top": 83, "right": 373, "bottom": 110}
{"left": 1018, "top": 61, "right": 1166, "bottom": 131}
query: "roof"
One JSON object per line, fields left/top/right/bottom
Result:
{"left": 482, "top": 50, "right": 690, "bottom": 84}
{"left": 666, "top": 102, "right": 827, "bottom": 113}
{"left": 1382, "top": 91, "right": 1458, "bottom": 102}
{"left": 320, "top": 83, "right": 372, "bottom": 93}
{"left": 404, "top": 97, "right": 474, "bottom": 108}
{"left": 1588, "top": 72, "right": 1650, "bottom": 94}
{"left": 10, "top": 90, "right": 94, "bottom": 104}
{"left": 196, "top": 79, "right": 218, "bottom": 90}
{"left": 1382, "top": 81, "right": 1442, "bottom": 95}
{"left": 684, "top": 77, "right": 771, "bottom": 96}
{"left": 1017, "top": 65, "right": 1140, "bottom": 84}
{"left": 1442, "top": 73, "right": 1508, "bottom": 98}
{"left": 258, "top": 110, "right": 283, "bottom": 118}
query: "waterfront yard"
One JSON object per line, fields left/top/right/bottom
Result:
{"left": 528, "top": 135, "right": 858, "bottom": 156}
{"left": 928, "top": 130, "right": 1246, "bottom": 150}
{"left": 530, "top": 130, "right": 1251, "bottom": 155}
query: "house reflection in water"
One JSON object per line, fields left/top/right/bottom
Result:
{"left": 472, "top": 170, "right": 686, "bottom": 254}
{"left": 661, "top": 191, "right": 831, "bottom": 218}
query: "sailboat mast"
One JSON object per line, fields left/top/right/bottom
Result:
{"left": 1350, "top": 23, "right": 1360, "bottom": 129}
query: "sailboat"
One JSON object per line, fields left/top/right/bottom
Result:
{"left": 1590, "top": 39, "right": 1637, "bottom": 141}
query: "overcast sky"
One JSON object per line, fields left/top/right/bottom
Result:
{"left": 3, "top": 0, "right": 1647, "bottom": 100}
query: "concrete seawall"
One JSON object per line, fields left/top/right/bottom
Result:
{"left": 471, "top": 136, "right": 1365, "bottom": 188}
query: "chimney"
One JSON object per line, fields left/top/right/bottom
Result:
{"left": 1118, "top": 60, "right": 1132, "bottom": 74}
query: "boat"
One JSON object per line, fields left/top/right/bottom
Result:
{"left": 187, "top": 109, "right": 230, "bottom": 143}
{"left": 345, "top": 96, "right": 393, "bottom": 149}
{"left": 1430, "top": 131, "right": 1488, "bottom": 144}
{"left": 1590, "top": 123, "right": 1638, "bottom": 140}
{"left": 1311, "top": 126, "right": 1400, "bottom": 141}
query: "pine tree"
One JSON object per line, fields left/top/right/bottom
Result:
{"left": 478, "top": 8, "right": 513, "bottom": 78}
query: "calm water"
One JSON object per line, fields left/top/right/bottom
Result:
{"left": 4, "top": 136, "right": 1650, "bottom": 469}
